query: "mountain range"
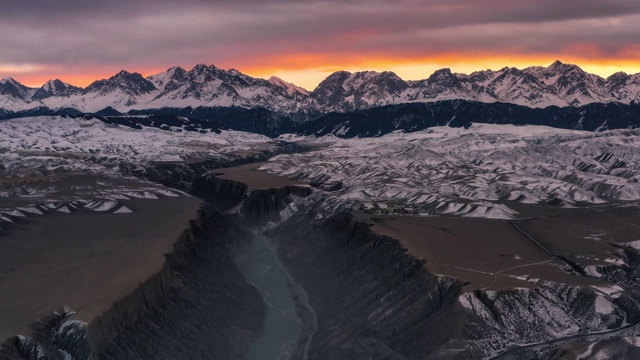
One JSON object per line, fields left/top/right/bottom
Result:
{"left": 2, "top": 61, "right": 640, "bottom": 115}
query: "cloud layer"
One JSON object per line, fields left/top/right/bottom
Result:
{"left": 2, "top": 0, "right": 640, "bottom": 88}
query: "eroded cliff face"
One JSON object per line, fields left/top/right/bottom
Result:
{"left": 254, "top": 196, "right": 640, "bottom": 359}
{"left": 267, "top": 208, "right": 471, "bottom": 359}
{"left": 0, "top": 207, "right": 265, "bottom": 360}
{"left": 118, "top": 141, "right": 310, "bottom": 192}
{"left": 593, "top": 246, "right": 640, "bottom": 302}
{"left": 192, "top": 173, "right": 312, "bottom": 227}
{"left": 191, "top": 174, "right": 249, "bottom": 212}
{"left": 88, "top": 207, "right": 264, "bottom": 360}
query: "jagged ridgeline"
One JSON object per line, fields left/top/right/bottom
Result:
{"left": 1, "top": 61, "right": 640, "bottom": 138}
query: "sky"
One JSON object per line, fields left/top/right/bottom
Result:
{"left": 2, "top": 0, "right": 640, "bottom": 90}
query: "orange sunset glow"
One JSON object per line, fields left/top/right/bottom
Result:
{"left": 11, "top": 54, "right": 640, "bottom": 91}
{"left": 2, "top": 1, "right": 640, "bottom": 90}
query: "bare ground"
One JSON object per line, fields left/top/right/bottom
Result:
{"left": 213, "top": 162, "right": 306, "bottom": 189}
{"left": 0, "top": 195, "right": 201, "bottom": 341}
{"left": 363, "top": 208, "right": 629, "bottom": 292}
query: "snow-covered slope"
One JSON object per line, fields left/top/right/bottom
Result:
{"left": 261, "top": 124, "right": 640, "bottom": 219}
{"left": 40, "top": 70, "right": 159, "bottom": 112}
{"left": 2, "top": 118, "right": 639, "bottom": 221}
{"left": 268, "top": 76, "right": 309, "bottom": 96}
{"left": 2, "top": 61, "right": 640, "bottom": 114}
{"left": 0, "top": 78, "right": 35, "bottom": 111}
{"left": 0, "top": 116, "right": 271, "bottom": 169}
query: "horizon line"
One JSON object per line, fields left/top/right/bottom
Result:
{"left": 3, "top": 59, "right": 639, "bottom": 91}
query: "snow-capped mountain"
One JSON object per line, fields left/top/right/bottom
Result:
{"left": 0, "top": 77, "right": 35, "bottom": 110}
{"left": 31, "top": 79, "right": 82, "bottom": 100}
{"left": 2, "top": 61, "right": 640, "bottom": 114}
{"left": 144, "top": 64, "right": 308, "bottom": 112}
{"left": 445, "top": 60, "right": 609, "bottom": 107}
{"left": 606, "top": 71, "right": 640, "bottom": 104}
{"left": 39, "top": 70, "right": 159, "bottom": 111}
{"left": 310, "top": 70, "right": 409, "bottom": 112}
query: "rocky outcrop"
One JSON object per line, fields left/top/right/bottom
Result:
{"left": 191, "top": 175, "right": 248, "bottom": 212}
{"left": 0, "top": 310, "right": 89, "bottom": 360}
{"left": 236, "top": 186, "right": 312, "bottom": 226}
{"left": 191, "top": 173, "right": 312, "bottom": 227}
{"left": 461, "top": 281, "right": 635, "bottom": 357}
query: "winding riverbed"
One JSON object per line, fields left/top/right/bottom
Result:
{"left": 239, "top": 232, "right": 304, "bottom": 360}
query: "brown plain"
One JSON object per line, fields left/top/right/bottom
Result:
{"left": 0, "top": 196, "right": 201, "bottom": 341}
{"left": 214, "top": 162, "right": 305, "bottom": 189}
{"left": 365, "top": 210, "right": 626, "bottom": 292}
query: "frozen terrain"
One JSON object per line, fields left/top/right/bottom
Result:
{"left": 0, "top": 115, "right": 274, "bottom": 231}
{"left": 0, "top": 116, "right": 271, "bottom": 167}
{"left": 262, "top": 124, "right": 640, "bottom": 219}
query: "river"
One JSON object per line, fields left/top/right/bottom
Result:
{"left": 239, "top": 232, "right": 303, "bottom": 360}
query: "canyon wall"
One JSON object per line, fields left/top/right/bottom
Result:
{"left": 0, "top": 207, "right": 265, "bottom": 360}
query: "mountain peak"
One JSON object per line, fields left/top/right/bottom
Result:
{"left": 147, "top": 66, "right": 187, "bottom": 89}
{"left": 84, "top": 70, "right": 156, "bottom": 96}
{"left": 607, "top": 71, "right": 628, "bottom": 82}
{"left": 43, "top": 79, "right": 68, "bottom": 89}
{"left": 168, "top": 66, "right": 185, "bottom": 72}
{"left": 0, "top": 77, "right": 21, "bottom": 86}
{"left": 427, "top": 68, "right": 459, "bottom": 84}
{"left": 0, "top": 77, "right": 32, "bottom": 100}
{"left": 547, "top": 60, "right": 582, "bottom": 73}
{"left": 550, "top": 60, "right": 564, "bottom": 67}
{"left": 268, "top": 76, "right": 309, "bottom": 95}
{"left": 326, "top": 70, "right": 352, "bottom": 78}
{"left": 113, "top": 70, "right": 147, "bottom": 80}
{"left": 32, "top": 79, "right": 81, "bottom": 100}
{"left": 191, "top": 64, "right": 217, "bottom": 73}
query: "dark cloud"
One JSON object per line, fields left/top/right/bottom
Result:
{"left": 1, "top": 0, "right": 639, "bottom": 82}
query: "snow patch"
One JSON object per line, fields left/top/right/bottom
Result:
{"left": 591, "top": 284, "right": 625, "bottom": 298}
{"left": 593, "top": 295, "right": 615, "bottom": 315}
{"left": 113, "top": 206, "right": 133, "bottom": 214}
